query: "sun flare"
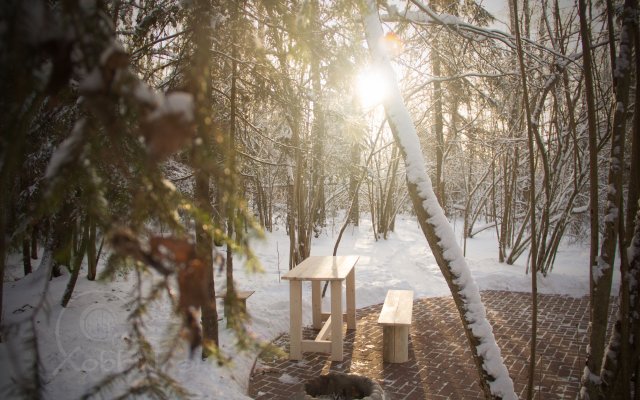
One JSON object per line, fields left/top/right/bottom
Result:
{"left": 356, "top": 67, "right": 390, "bottom": 109}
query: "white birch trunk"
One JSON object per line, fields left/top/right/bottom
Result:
{"left": 359, "top": 1, "right": 516, "bottom": 398}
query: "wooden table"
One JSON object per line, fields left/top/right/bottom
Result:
{"left": 282, "top": 255, "right": 359, "bottom": 361}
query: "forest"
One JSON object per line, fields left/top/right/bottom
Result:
{"left": 0, "top": 0, "right": 639, "bottom": 399}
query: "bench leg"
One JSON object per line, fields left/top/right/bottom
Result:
{"left": 222, "top": 299, "right": 247, "bottom": 317}
{"left": 240, "top": 299, "right": 247, "bottom": 313}
{"left": 383, "top": 326, "right": 409, "bottom": 363}
{"left": 224, "top": 298, "right": 247, "bottom": 329}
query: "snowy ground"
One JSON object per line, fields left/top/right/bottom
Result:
{"left": 1, "top": 214, "right": 616, "bottom": 399}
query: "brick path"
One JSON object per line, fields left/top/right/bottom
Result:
{"left": 248, "top": 291, "right": 604, "bottom": 399}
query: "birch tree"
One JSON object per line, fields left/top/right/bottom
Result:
{"left": 360, "top": 1, "right": 515, "bottom": 398}
{"left": 580, "top": 0, "right": 638, "bottom": 397}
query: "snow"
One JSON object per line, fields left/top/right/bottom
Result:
{"left": 603, "top": 207, "right": 618, "bottom": 223}
{"left": 99, "top": 42, "right": 126, "bottom": 66}
{"left": 78, "top": 68, "right": 104, "bottom": 93}
{"left": 147, "top": 92, "right": 194, "bottom": 124}
{"left": 0, "top": 214, "right": 609, "bottom": 399}
{"left": 133, "top": 81, "right": 162, "bottom": 108}
{"left": 571, "top": 205, "right": 589, "bottom": 214}
{"left": 593, "top": 257, "right": 607, "bottom": 282}
{"left": 45, "top": 118, "right": 86, "bottom": 179}
{"left": 277, "top": 373, "right": 299, "bottom": 385}
{"left": 582, "top": 365, "right": 603, "bottom": 385}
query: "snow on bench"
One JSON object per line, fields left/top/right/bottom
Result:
{"left": 377, "top": 289, "right": 414, "bottom": 363}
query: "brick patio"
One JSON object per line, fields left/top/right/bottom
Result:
{"left": 248, "top": 291, "right": 609, "bottom": 399}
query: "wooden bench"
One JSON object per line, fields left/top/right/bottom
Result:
{"left": 377, "top": 289, "right": 414, "bottom": 363}
{"left": 216, "top": 290, "right": 254, "bottom": 315}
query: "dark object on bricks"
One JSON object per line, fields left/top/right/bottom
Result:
{"left": 296, "top": 372, "right": 386, "bottom": 400}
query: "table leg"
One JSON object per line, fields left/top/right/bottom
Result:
{"left": 346, "top": 269, "right": 356, "bottom": 330}
{"left": 312, "top": 280, "right": 322, "bottom": 329}
{"left": 330, "top": 280, "right": 343, "bottom": 361}
{"left": 289, "top": 281, "right": 302, "bottom": 360}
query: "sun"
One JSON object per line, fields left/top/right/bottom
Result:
{"left": 356, "top": 67, "right": 390, "bottom": 110}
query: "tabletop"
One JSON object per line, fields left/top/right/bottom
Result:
{"left": 282, "top": 255, "right": 359, "bottom": 281}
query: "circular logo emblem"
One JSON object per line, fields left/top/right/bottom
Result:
{"left": 53, "top": 289, "right": 127, "bottom": 376}
{"left": 79, "top": 304, "right": 116, "bottom": 342}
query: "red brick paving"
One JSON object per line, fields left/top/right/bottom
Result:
{"left": 248, "top": 291, "right": 610, "bottom": 399}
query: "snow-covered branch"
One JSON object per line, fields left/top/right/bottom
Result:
{"left": 382, "top": 0, "right": 586, "bottom": 67}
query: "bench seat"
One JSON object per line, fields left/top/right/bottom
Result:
{"left": 378, "top": 289, "right": 414, "bottom": 363}
{"left": 216, "top": 290, "right": 255, "bottom": 314}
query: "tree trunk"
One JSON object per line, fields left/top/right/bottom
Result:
{"left": 31, "top": 223, "right": 38, "bottom": 260}
{"left": 432, "top": 45, "right": 445, "bottom": 210}
{"left": 464, "top": 165, "right": 492, "bottom": 256}
{"left": 287, "top": 176, "right": 297, "bottom": 269}
{"left": 348, "top": 141, "right": 360, "bottom": 226}
{"left": 360, "top": 2, "right": 516, "bottom": 398}
{"left": 310, "top": 0, "right": 326, "bottom": 233}
{"left": 511, "top": 1, "right": 539, "bottom": 397}
{"left": 290, "top": 111, "right": 309, "bottom": 266}
{"left": 379, "top": 145, "right": 400, "bottom": 239}
{"left": 87, "top": 215, "right": 97, "bottom": 280}
{"left": 190, "top": 0, "right": 219, "bottom": 358}
{"left": 0, "top": 82, "right": 44, "bottom": 343}
{"left": 625, "top": 17, "right": 640, "bottom": 245}
{"left": 577, "top": 0, "right": 601, "bottom": 339}
{"left": 581, "top": 0, "right": 636, "bottom": 396}
{"left": 368, "top": 179, "right": 378, "bottom": 241}
{"left": 61, "top": 217, "right": 89, "bottom": 307}
{"left": 196, "top": 168, "right": 218, "bottom": 357}
{"left": 0, "top": 206, "right": 4, "bottom": 342}
{"left": 629, "top": 202, "right": 640, "bottom": 400}
{"left": 23, "top": 235, "right": 32, "bottom": 275}
{"left": 280, "top": 59, "right": 309, "bottom": 269}
{"left": 505, "top": 152, "right": 517, "bottom": 251}
{"left": 255, "top": 174, "right": 266, "bottom": 229}
{"left": 53, "top": 202, "right": 74, "bottom": 276}
{"left": 491, "top": 157, "right": 503, "bottom": 262}
{"left": 225, "top": 3, "right": 239, "bottom": 329}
